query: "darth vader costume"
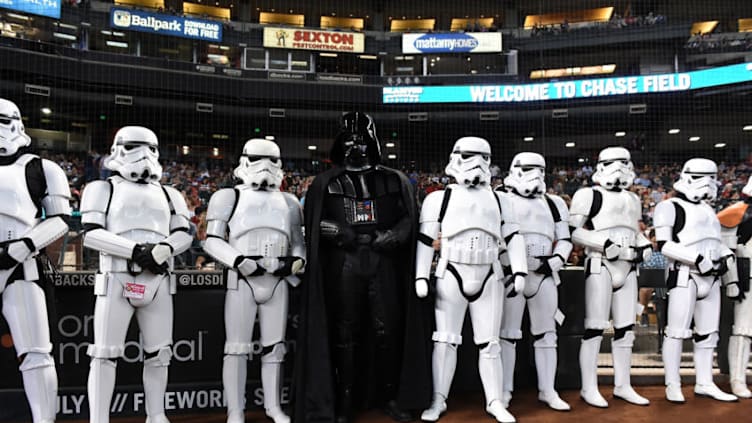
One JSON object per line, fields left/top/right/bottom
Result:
{"left": 293, "top": 112, "right": 431, "bottom": 423}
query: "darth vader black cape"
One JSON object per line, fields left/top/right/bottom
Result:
{"left": 293, "top": 165, "right": 432, "bottom": 423}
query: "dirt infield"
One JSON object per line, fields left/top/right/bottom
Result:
{"left": 66, "top": 384, "right": 752, "bottom": 423}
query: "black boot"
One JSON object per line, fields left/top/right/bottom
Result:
{"left": 382, "top": 399, "right": 414, "bottom": 422}
{"left": 335, "top": 344, "right": 356, "bottom": 423}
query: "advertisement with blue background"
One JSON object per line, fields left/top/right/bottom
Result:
{"left": 0, "top": 0, "right": 61, "bottom": 19}
{"left": 110, "top": 7, "right": 222, "bottom": 42}
{"left": 383, "top": 63, "right": 752, "bottom": 104}
{"left": 402, "top": 32, "right": 502, "bottom": 54}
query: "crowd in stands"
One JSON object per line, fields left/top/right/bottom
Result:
{"left": 530, "top": 12, "right": 666, "bottom": 37}
{"left": 685, "top": 32, "right": 752, "bottom": 53}
{"left": 45, "top": 150, "right": 750, "bottom": 270}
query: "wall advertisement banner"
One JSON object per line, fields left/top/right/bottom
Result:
{"left": 0, "top": 0, "right": 61, "bottom": 19}
{"left": 402, "top": 32, "right": 502, "bottom": 54}
{"left": 383, "top": 62, "right": 752, "bottom": 104}
{"left": 110, "top": 7, "right": 223, "bottom": 42}
{"left": 263, "top": 27, "right": 364, "bottom": 53}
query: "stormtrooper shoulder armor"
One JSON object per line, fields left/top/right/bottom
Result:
{"left": 207, "top": 188, "right": 237, "bottom": 223}
{"left": 568, "top": 187, "right": 595, "bottom": 228}
{"left": 547, "top": 194, "right": 571, "bottom": 239}
{"left": 419, "top": 190, "right": 446, "bottom": 224}
{"left": 41, "top": 159, "right": 72, "bottom": 217}
{"left": 80, "top": 180, "right": 112, "bottom": 228}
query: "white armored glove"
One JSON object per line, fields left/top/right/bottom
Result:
{"left": 695, "top": 254, "right": 715, "bottom": 276}
{"left": 415, "top": 277, "right": 429, "bottom": 298}
{"left": 603, "top": 240, "right": 621, "bottom": 261}
{"left": 0, "top": 239, "right": 34, "bottom": 270}
{"left": 273, "top": 256, "right": 305, "bottom": 277}
{"left": 506, "top": 273, "right": 527, "bottom": 298}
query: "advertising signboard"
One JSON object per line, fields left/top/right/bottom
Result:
{"left": 110, "top": 7, "right": 222, "bottom": 42}
{"left": 402, "top": 32, "right": 502, "bottom": 54}
{"left": 263, "top": 27, "right": 364, "bottom": 53}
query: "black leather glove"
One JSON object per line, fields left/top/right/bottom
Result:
{"left": 535, "top": 254, "right": 565, "bottom": 277}
{"left": 273, "top": 256, "right": 305, "bottom": 277}
{"left": 0, "top": 249, "right": 19, "bottom": 270}
{"left": 132, "top": 243, "right": 169, "bottom": 275}
{"left": 320, "top": 220, "right": 357, "bottom": 250}
{"left": 371, "top": 229, "right": 402, "bottom": 252}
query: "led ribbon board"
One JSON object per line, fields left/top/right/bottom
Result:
{"left": 110, "top": 7, "right": 222, "bottom": 42}
{"left": 0, "top": 0, "right": 61, "bottom": 19}
{"left": 383, "top": 63, "right": 752, "bottom": 104}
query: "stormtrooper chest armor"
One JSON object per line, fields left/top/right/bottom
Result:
{"left": 106, "top": 179, "right": 171, "bottom": 243}
{"left": 228, "top": 188, "right": 291, "bottom": 257}
{"left": 440, "top": 186, "right": 501, "bottom": 264}
{"left": 0, "top": 157, "right": 39, "bottom": 241}
{"left": 589, "top": 187, "right": 639, "bottom": 247}
{"left": 516, "top": 195, "right": 555, "bottom": 259}
{"left": 673, "top": 198, "right": 722, "bottom": 256}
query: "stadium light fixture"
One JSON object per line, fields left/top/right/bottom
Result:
{"left": 264, "top": 135, "right": 275, "bottom": 141}
{"left": 182, "top": 146, "right": 191, "bottom": 155}
{"left": 53, "top": 32, "right": 76, "bottom": 41}
{"left": 106, "top": 41, "right": 129, "bottom": 48}
{"left": 320, "top": 52, "right": 338, "bottom": 58}
{"left": 387, "top": 154, "right": 397, "bottom": 159}
{"left": 578, "top": 158, "right": 585, "bottom": 163}
{"left": 614, "top": 131, "right": 626, "bottom": 137}
{"left": 307, "top": 145, "right": 317, "bottom": 151}
{"left": 689, "top": 136, "right": 701, "bottom": 142}
{"left": 212, "top": 148, "right": 220, "bottom": 156}
{"left": 668, "top": 128, "right": 680, "bottom": 134}
{"left": 7, "top": 13, "right": 30, "bottom": 21}
{"left": 41, "top": 107, "right": 52, "bottom": 115}
{"left": 385, "top": 142, "right": 395, "bottom": 148}
{"left": 523, "top": 136, "right": 534, "bottom": 142}
{"left": 565, "top": 142, "right": 576, "bottom": 148}
{"left": 714, "top": 143, "right": 726, "bottom": 148}
{"left": 744, "top": 125, "right": 752, "bottom": 131}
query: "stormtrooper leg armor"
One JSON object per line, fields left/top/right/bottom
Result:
{"left": 729, "top": 293, "right": 752, "bottom": 398}
{"left": 579, "top": 268, "right": 611, "bottom": 408}
{"left": 611, "top": 272, "right": 648, "bottom": 405}
{"left": 2, "top": 281, "right": 57, "bottom": 423}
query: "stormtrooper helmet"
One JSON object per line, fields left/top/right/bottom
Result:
{"left": 445, "top": 137, "right": 492, "bottom": 187}
{"left": 674, "top": 158, "right": 718, "bottom": 202}
{"left": 505, "top": 152, "right": 546, "bottom": 197}
{"left": 104, "top": 126, "right": 162, "bottom": 183}
{"left": 234, "top": 138, "right": 283, "bottom": 190}
{"left": 592, "top": 147, "right": 635, "bottom": 189}
{"left": 0, "top": 98, "right": 31, "bottom": 157}
{"left": 330, "top": 112, "right": 381, "bottom": 170}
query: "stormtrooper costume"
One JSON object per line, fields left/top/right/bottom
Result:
{"left": 569, "top": 147, "right": 651, "bottom": 407}
{"left": 0, "top": 98, "right": 71, "bottom": 423}
{"left": 416, "top": 137, "right": 528, "bottom": 423}
{"left": 81, "top": 126, "right": 193, "bottom": 423}
{"left": 717, "top": 177, "right": 752, "bottom": 399}
{"left": 203, "top": 139, "right": 304, "bottom": 423}
{"left": 655, "top": 158, "right": 738, "bottom": 403}
{"left": 497, "top": 153, "right": 572, "bottom": 411}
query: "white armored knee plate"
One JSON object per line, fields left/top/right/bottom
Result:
{"left": 234, "top": 138, "right": 284, "bottom": 190}
{"left": 592, "top": 147, "right": 635, "bottom": 190}
{"left": 0, "top": 98, "right": 31, "bottom": 157}
{"left": 674, "top": 158, "right": 718, "bottom": 202}
{"left": 504, "top": 152, "right": 546, "bottom": 197}
{"left": 104, "top": 126, "right": 162, "bottom": 183}
{"left": 445, "top": 136, "right": 492, "bottom": 187}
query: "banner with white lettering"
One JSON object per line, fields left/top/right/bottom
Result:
{"left": 402, "top": 32, "right": 502, "bottom": 54}
{"left": 0, "top": 271, "right": 298, "bottom": 421}
{"left": 263, "top": 27, "right": 365, "bottom": 53}
{"left": 110, "top": 7, "right": 223, "bottom": 42}
{"left": 383, "top": 62, "right": 752, "bottom": 104}
{"left": 0, "top": 0, "right": 61, "bottom": 19}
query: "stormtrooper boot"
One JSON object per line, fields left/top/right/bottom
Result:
{"left": 612, "top": 332, "right": 649, "bottom": 405}
{"left": 223, "top": 354, "right": 248, "bottom": 423}
{"left": 20, "top": 353, "right": 58, "bottom": 423}
{"left": 88, "top": 358, "right": 118, "bottom": 423}
{"left": 662, "top": 336, "right": 685, "bottom": 403}
{"left": 728, "top": 335, "right": 752, "bottom": 399}
{"left": 500, "top": 339, "right": 516, "bottom": 408}
{"left": 421, "top": 342, "right": 457, "bottom": 422}
{"left": 579, "top": 336, "right": 608, "bottom": 407}
{"left": 534, "top": 346, "right": 570, "bottom": 411}
{"left": 479, "top": 341, "right": 516, "bottom": 423}
{"left": 144, "top": 351, "right": 171, "bottom": 423}
{"left": 693, "top": 339, "right": 737, "bottom": 402}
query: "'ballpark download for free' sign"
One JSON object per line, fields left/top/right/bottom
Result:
{"left": 0, "top": 0, "right": 61, "bottom": 19}
{"left": 110, "top": 7, "right": 222, "bottom": 42}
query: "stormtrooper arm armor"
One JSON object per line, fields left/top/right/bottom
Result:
{"left": 551, "top": 195, "right": 573, "bottom": 270}
{"left": 159, "top": 186, "right": 193, "bottom": 257}
{"left": 415, "top": 191, "right": 443, "bottom": 282}
{"left": 21, "top": 160, "right": 72, "bottom": 252}
{"left": 284, "top": 193, "right": 306, "bottom": 260}
{"left": 569, "top": 188, "right": 610, "bottom": 251}
{"left": 203, "top": 188, "right": 245, "bottom": 269}
{"left": 81, "top": 180, "right": 138, "bottom": 258}
{"left": 499, "top": 192, "right": 527, "bottom": 276}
